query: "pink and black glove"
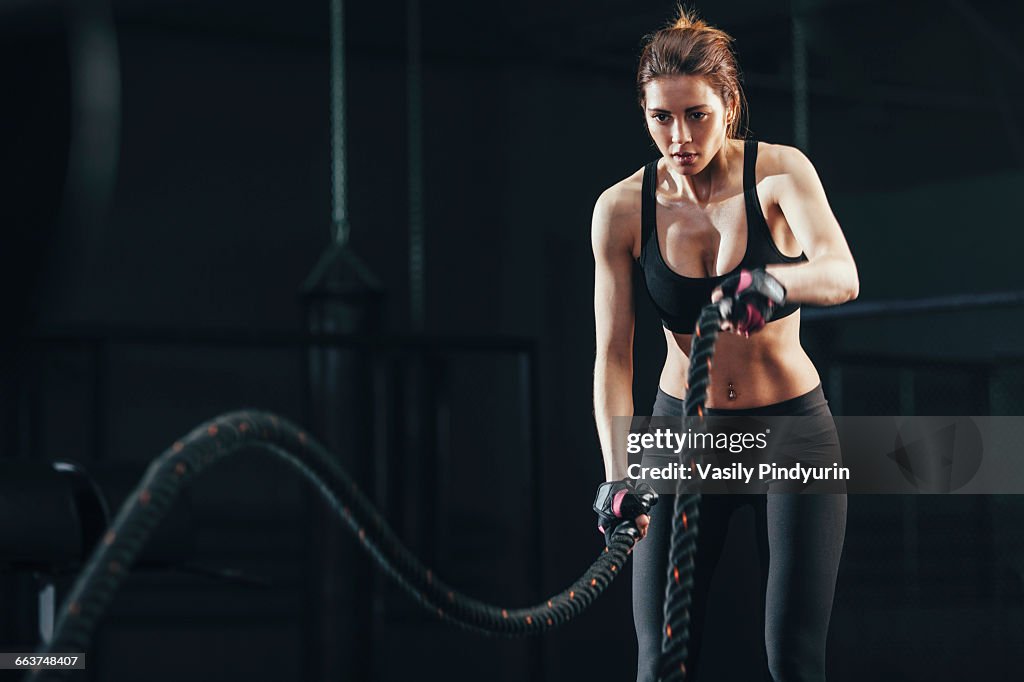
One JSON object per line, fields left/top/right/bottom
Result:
{"left": 717, "top": 268, "right": 787, "bottom": 335}
{"left": 593, "top": 480, "right": 658, "bottom": 547}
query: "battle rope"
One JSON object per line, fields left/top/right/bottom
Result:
{"left": 25, "top": 411, "right": 638, "bottom": 681}
{"left": 659, "top": 304, "right": 723, "bottom": 681}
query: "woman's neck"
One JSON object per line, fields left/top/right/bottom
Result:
{"left": 662, "top": 137, "right": 739, "bottom": 205}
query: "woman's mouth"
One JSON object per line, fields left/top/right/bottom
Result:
{"left": 673, "top": 152, "right": 698, "bottom": 166}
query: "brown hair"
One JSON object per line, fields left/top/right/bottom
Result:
{"left": 637, "top": 6, "right": 748, "bottom": 139}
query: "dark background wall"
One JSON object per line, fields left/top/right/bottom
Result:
{"left": 2, "top": 1, "right": 1023, "bottom": 681}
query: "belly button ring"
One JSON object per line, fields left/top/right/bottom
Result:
{"left": 728, "top": 382, "right": 737, "bottom": 400}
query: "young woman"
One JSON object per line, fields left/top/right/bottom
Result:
{"left": 590, "top": 9, "right": 858, "bottom": 682}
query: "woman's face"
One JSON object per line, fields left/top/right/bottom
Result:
{"left": 643, "top": 75, "right": 732, "bottom": 174}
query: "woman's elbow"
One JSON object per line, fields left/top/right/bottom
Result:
{"left": 843, "top": 265, "right": 860, "bottom": 302}
{"left": 822, "top": 261, "right": 858, "bottom": 305}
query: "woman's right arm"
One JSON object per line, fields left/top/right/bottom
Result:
{"left": 591, "top": 186, "right": 637, "bottom": 482}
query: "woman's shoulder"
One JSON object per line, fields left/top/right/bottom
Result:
{"left": 752, "top": 140, "right": 815, "bottom": 178}
{"left": 751, "top": 141, "right": 823, "bottom": 203}
{"left": 593, "top": 164, "right": 648, "bottom": 221}
{"left": 591, "top": 164, "right": 649, "bottom": 255}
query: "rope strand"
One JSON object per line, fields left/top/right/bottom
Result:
{"left": 26, "top": 411, "right": 636, "bottom": 681}
{"left": 659, "top": 304, "right": 722, "bottom": 681}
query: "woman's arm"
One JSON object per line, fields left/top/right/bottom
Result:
{"left": 591, "top": 186, "right": 637, "bottom": 481}
{"left": 762, "top": 145, "right": 860, "bottom": 306}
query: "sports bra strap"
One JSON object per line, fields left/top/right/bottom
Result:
{"left": 743, "top": 138, "right": 761, "bottom": 228}
{"left": 742, "top": 138, "right": 757, "bottom": 192}
{"left": 639, "top": 160, "right": 658, "bottom": 260}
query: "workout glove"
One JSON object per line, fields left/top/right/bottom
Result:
{"left": 717, "top": 268, "right": 787, "bottom": 335}
{"left": 593, "top": 480, "right": 658, "bottom": 547}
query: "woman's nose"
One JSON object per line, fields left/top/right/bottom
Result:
{"left": 671, "top": 121, "right": 691, "bottom": 144}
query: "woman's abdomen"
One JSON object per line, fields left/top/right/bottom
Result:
{"left": 658, "top": 314, "right": 819, "bottom": 409}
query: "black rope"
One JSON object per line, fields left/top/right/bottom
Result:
{"left": 659, "top": 304, "right": 722, "bottom": 681}
{"left": 24, "top": 411, "right": 635, "bottom": 681}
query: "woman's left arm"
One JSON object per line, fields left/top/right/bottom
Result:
{"left": 764, "top": 145, "right": 859, "bottom": 306}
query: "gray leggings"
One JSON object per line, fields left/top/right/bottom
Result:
{"left": 632, "top": 385, "right": 847, "bottom": 682}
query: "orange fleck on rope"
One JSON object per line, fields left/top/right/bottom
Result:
{"left": 139, "top": 490, "right": 151, "bottom": 506}
{"left": 174, "top": 462, "right": 187, "bottom": 476}
{"left": 590, "top": 578, "right": 597, "bottom": 587}
{"left": 682, "top": 512, "right": 688, "bottom": 529}
{"left": 570, "top": 590, "right": 575, "bottom": 600}
{"left": 526, "top": 615, "right": 533, "bottom": 625}
{"left": 207, "top": 425, "right": 218, "bottom": 436}
{"left": 172, "top": 442, "right": 184, "bottom": 453}
{"left": 674, "top": 566, "right": 680, "bottom": 583}
{"left": 104, "top": 531, "right": 115, "bottom": 545}
{"left": 502, "top": 609, "right": 508, "bottom": 619}
{"left": 547, "top": 600, "right": 553, "bottom": 608}
{"left": 666, "top": 624, "right": 673, "bottom": 638}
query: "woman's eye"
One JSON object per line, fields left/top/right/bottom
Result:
{"left": 689, "top": 112, "right": 708, "bottom": 121}
{"left": 653, "top": 113, "right": 670, "bottom": 122}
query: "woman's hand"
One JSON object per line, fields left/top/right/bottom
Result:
{"left": 711, "top": 268, "right": 787, "bottom": 336}
{"left": 593, "top": 480, "right": 657, "bottom": 550}
{"left": 635, "top": 513, "right": 650, "bottom": 542}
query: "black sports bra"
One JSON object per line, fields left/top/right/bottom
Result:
{"left": 637, "top": 139, "right": 807, "bottom": 334}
